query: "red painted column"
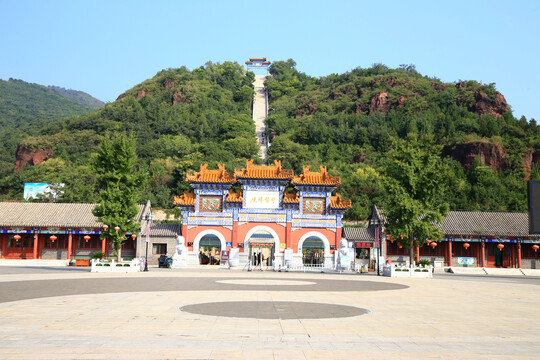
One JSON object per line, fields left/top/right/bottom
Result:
{"left": 232, "top": 221, "right": 238, "bottom": 248}
{"left": 182, "top": 224, "right": 189, "bottom": 251}
{"left": 335, "top": 228, "right": 342, "bottom": 249}
{"left": 33, "top": 231, "right": 38, "bottom": 259}
{"left": 285, "top": 222, "right": 292, "bottom": 249}
{"left": 67, "top": 232, "right": 73, "bottom": 260}
{"left": 510, "top": 244, "right": 515, "bottom": 268}
{"left": 517, "top": 242, "right": 522, "bottom": 268}
{"left": 448, "top": 241, "right": 453, "bottom": 266}
{"left": 481, "top": 241, "right": 485, "bottom": 267}
{"left": 0, "top": 234, "right": 5, "bottom": 258}
{"left": 476, "top": 243, "right": 481, "bottom": 267}
{"left": 102, "top": 238, "right": 106, "bottom": 255}
{"left": 415, "top": 245, "right": 420, "bottom": 263}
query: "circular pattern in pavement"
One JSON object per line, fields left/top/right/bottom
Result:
{"left": 0, "top": 276, "right": 408, "bottom": 303}
{"left": 216, "top": 279, "right": 316, "bottom": 286}
{"left": 180, "top": 301, "right": 370, "bottom": 319}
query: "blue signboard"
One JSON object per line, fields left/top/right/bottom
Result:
{"left": 226, "top": 241, "right": 232, "bottom": 247}
{"left": 24, "top": 183, "right": 64, "bottom": 200}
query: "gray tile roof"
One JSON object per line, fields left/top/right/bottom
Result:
{"left": 0, "top": 202, "right": 146, "bottom": 228}
{"left": 441, "top": 211, "right": 535, "bottom": 237}
{"left": 342, "top": 227, "right": 376, "bottom": 241}
{"left": 372, "top": 205, "right": 539, "bottom": 238}
{"left": 144, "top": 223, "right": 181, "bottom": 237}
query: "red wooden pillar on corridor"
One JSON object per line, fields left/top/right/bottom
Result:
{"left": 102, "top": 238, "right": 106, "bottom": 256}
{"left": 33, "top": 231, "right": 38, "bottom": 259}
{"left": 415, "top": 245, "right": 420, "bottom": 264}
{"left": 67, "top": 232, "right": 73, "bottom": 260}
{"left": 448, "top": 241, "right": 453, "bottom": 266}
{"left": 476, "top": 242, "right": 481, "bottom": 267}
{"left": 285, "top": 222, "right": 292, "bottom": 249}
{"left": 481, "top": 241, "right": 485, "bottom": 267}
{"left": 517, "top": 242, "right": 522, "bottom": 268}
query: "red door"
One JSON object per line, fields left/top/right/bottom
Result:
{"left": 4, "top": 234, "right": 34, "bottom": 259}
{"left": 486, "top": 243, "right": 498, "bottom": 267}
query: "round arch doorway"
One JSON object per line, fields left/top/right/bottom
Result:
{"left": 302, "top": 237, "right": 325, "bottom": 265}
{"left": 248, "top": 230, "right": 275, "bottom": 269}
{"left": 199, "top": 235, "right": 221, "bottom": 265}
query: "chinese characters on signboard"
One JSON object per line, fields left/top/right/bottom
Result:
{"left": 244, "top": 190, "right": 280, "bottom": 209}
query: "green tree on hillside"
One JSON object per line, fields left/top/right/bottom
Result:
{"left": 381, "top": 136, "right": 450, "bottom": 266}
{"left": 92, "top": 133, "right": 144, "bottom": 261}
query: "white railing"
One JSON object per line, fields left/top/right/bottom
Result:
{"left": 91, "top": 258, "right": 143, "bottom": 273}
{"left": 283, "top": 263, "right": 335, "bottom": 273}
{"left": 382, "top": 265, "right": 433, "bottom": 278}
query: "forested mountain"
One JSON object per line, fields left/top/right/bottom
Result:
{"left": 0, "top": 60, "right": 538, "bottom": 220}
{"left": 265, "top": 60, "right": 539, "bottom": 219}
{"left": 0, "top": 62, "right": 257, "bottom": 205}
{"left": 47, "top": 85, "right": 104, "bottom": 109}
{"left": 0, "top": 78, "right": 104, "bottom": 183}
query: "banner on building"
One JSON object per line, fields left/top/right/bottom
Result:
{"left": 24, "top": 183, "right": 64, "bottom": 200}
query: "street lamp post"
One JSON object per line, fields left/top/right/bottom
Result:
{"left": 144, "top": 240, "right": 149, "bottom": 272}
{"left": 370, "top": 218, "right": 381, "bottom": 276}
{"left": 143, "top": 212, "right": 155, "bottom": 272}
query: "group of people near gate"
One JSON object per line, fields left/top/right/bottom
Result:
{"left": 252, "top": 251, "right": 264, "bottom": 266}
{"left": 252, "top": 251, "right": 272, "bottom": 266}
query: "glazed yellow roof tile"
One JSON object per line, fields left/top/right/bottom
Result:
{"left": 234, "top": 159, "right": 294, "bottom": 180}
{"left": 226, "top": 189, "right": 243, "bottom": 202}
{"left": 173, "top": 191, "right": 196, "bottom": 206}
{"left": 292, "top": 166, "right": 341, "bottom": 186}
{"left": 330, "top": 193, "right": 352, "bottom": 209}
{"left": 185, "top": 164, "right": 235, "bottom": 183}
{"left": 283, "top": 190, "right": 299, "bottom": 203}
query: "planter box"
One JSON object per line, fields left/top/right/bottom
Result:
{"left": 75, "top": 259, "right": 90, "bottom": 266}
{"left": 383, "top": 265, "right": 433, "bottom": 278}
{"left": 91, "top": 259, "right": 142, "bottom": 273}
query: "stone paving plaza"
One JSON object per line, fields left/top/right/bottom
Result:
{"left": 0, "top": 267, "right": 539, "bottom": 359}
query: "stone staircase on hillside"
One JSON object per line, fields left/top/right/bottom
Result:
{"left": 252, "top": 75, "right": 268, "bottom": 163}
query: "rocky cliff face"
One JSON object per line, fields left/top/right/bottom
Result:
{"left": 522, "top": 149, "right": 540, "bottom": 180}
{"left": 370, "top": 92, "right": 391, "bottom": 113}
{"left": 14, "top": 144, "right": 54, "bottom": 172}
{"left": 471, "top": 91, "right": 507, "bottom": 118}
{"left": 442, "top": 142, "right": 507, "bottom": 170}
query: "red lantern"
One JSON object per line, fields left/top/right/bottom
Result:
{"left": 84, "top": 235, "right": 91, "bottom": 242}
{"left": 400, "top": 234, "right": 404, "bottom": 240}
{"left": 426, "top": 239, "right": 431, "bottom": 245}
{"left": 120, "top": 236, "right": 125, "bottom": 240}
{"left": 390, "top": 237, "right": 395, "bottom": 243}
{"left": 114, "top": 226, "right": 120, "bottom": 232}
{"left": 430, "top": 242, "right": 437, "bottom": 248}
{"left": 131, "top": 234, "right": 137, "bottom": 239}
{"left": 13, "top": 234, "right": 21, "bottom": 240}
{"left": 497, "top": 243, "right": 504, "bottom": 251}
{"left": 398, "top": 242, "right": 403, "bottom": 249}
{"left": 463, "top": 242, "right": 470, "bottom": 250}
{"left": 533, "top": 244, "right": 539, "bottom": 252}
{"left": 50, "top": 235, "right": 57, "bottom": 242}
{"left": 102, "top": 225, "right": 109, "bottom": 230}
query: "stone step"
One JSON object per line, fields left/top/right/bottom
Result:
{"left": 448, "top": 267, "right": 488, "bottom": 275}
{"left": 483, "top": 267, "right": 524, "bottom": 276}
{"left": 0, "top": 259, "right": 69, "bottom": 267}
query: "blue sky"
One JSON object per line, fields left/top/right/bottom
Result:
{"left": 1, "top": 0, "right": 538, "bottom": 120}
